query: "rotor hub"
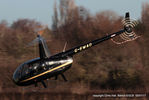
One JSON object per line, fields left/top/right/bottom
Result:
{"left": 125, "top": 25, "right": 132, "bottom": 33}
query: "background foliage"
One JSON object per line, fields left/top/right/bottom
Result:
{"left": 0, "top": 0, "right": 149, "bottom": 99}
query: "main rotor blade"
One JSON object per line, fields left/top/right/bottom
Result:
{"left": 28, "top": 34, "right": 51, "bottom": 58}
{"left": 28, "top": 38, "right": 39, "bottom": 46}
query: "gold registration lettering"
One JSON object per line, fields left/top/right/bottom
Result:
{"left": 86, "top": 44, "right": 89, "bottom": 48}
{"left": 79, "top": 47, "right": 83, "bottom": 51}
{"left": 74, "top": 49, "right": 78, "bottom": 53}
{"left": 74, "top": 43, "right": 93, "bottom": 53}
{"left": 83, "top": 45, "right": 86, "bottom": 49}
{"left": 89, "top": 43, "right": 92, "bottom": 47}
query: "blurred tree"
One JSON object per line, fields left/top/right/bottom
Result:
{"left": 1, "top": 19, "right": 43, "bottom": 58}
{"left": 142, "top": 2, "right": 149, "bottom": 30}
{"left": 0, "top": 1, "right": 148, "bottom": 91}
{"left": 11, "top": 19, "right": 42, "bottom": 33}
{"left": 52, "top": 0, "right": 59, "bottom": 30}
{"left": 52, "top": 0, "right": 77, "bottom": 29}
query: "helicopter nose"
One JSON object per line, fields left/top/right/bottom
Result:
{"left": 12, "top": 72, "right": 21, "bottom": 85}
{"left": 13, "top": 76, "right": 18, "bottom": 83}
{"left": 13, "top": 75, "right": 18, "bottom": 84}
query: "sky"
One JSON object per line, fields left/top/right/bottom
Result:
{"left": 0, "top": 0, "right": 148, "bottom": 27}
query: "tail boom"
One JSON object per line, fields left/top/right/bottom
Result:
{"left": 52, "top": 29, "right": 125, "bottom": 58}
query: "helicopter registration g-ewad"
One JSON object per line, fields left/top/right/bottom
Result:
{"left": 13, "top": 12, "right": 140, "bottom": 88}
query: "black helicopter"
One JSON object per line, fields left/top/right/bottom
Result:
{"left": 13, "top": 12, "right": 139, "bottom": 88}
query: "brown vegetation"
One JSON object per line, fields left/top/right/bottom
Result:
{"left": 0, "top": 0, "right": 149, "bottom": 99}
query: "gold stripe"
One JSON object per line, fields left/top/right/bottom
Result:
{"left": 21, "top": 62, "right": 72, "bottom": 82}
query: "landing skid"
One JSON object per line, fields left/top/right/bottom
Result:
{"left": 33, "top": 73, "right": 68, "bottom": 88}
{"left": 55, "top": 73, "right": 68, "bottom": 82}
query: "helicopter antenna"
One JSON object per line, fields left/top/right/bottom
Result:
{"left": 111, "top": 12, "right": 140, "bottom": 44}
{"left": 63, "top": 42, "right": 67, "bottom": 52}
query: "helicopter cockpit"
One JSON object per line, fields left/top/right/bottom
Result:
{"left": 13, "top": 57, "right": 73, "bottom": 84}
{"left": 13, "top": 63, "right": 31, "bottom": 83}
{"left": 13, "top": 58, "right": 41, "bottom": 83}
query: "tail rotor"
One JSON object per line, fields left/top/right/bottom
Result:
{"left": 112, "top": 12, "right": 140, "bottom": 44}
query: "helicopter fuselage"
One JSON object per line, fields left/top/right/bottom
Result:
{"left": 13, "top": 29, "right": 125, "bottom": 87}
{"left": 13, "top": 56, "right": 73, "bottom": 86}
{"left": 12, "top": 12, "right": 137, "bottom": 88}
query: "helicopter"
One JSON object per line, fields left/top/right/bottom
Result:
{"left": 13, "top": 12, "right": 139, "bottom": 88}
